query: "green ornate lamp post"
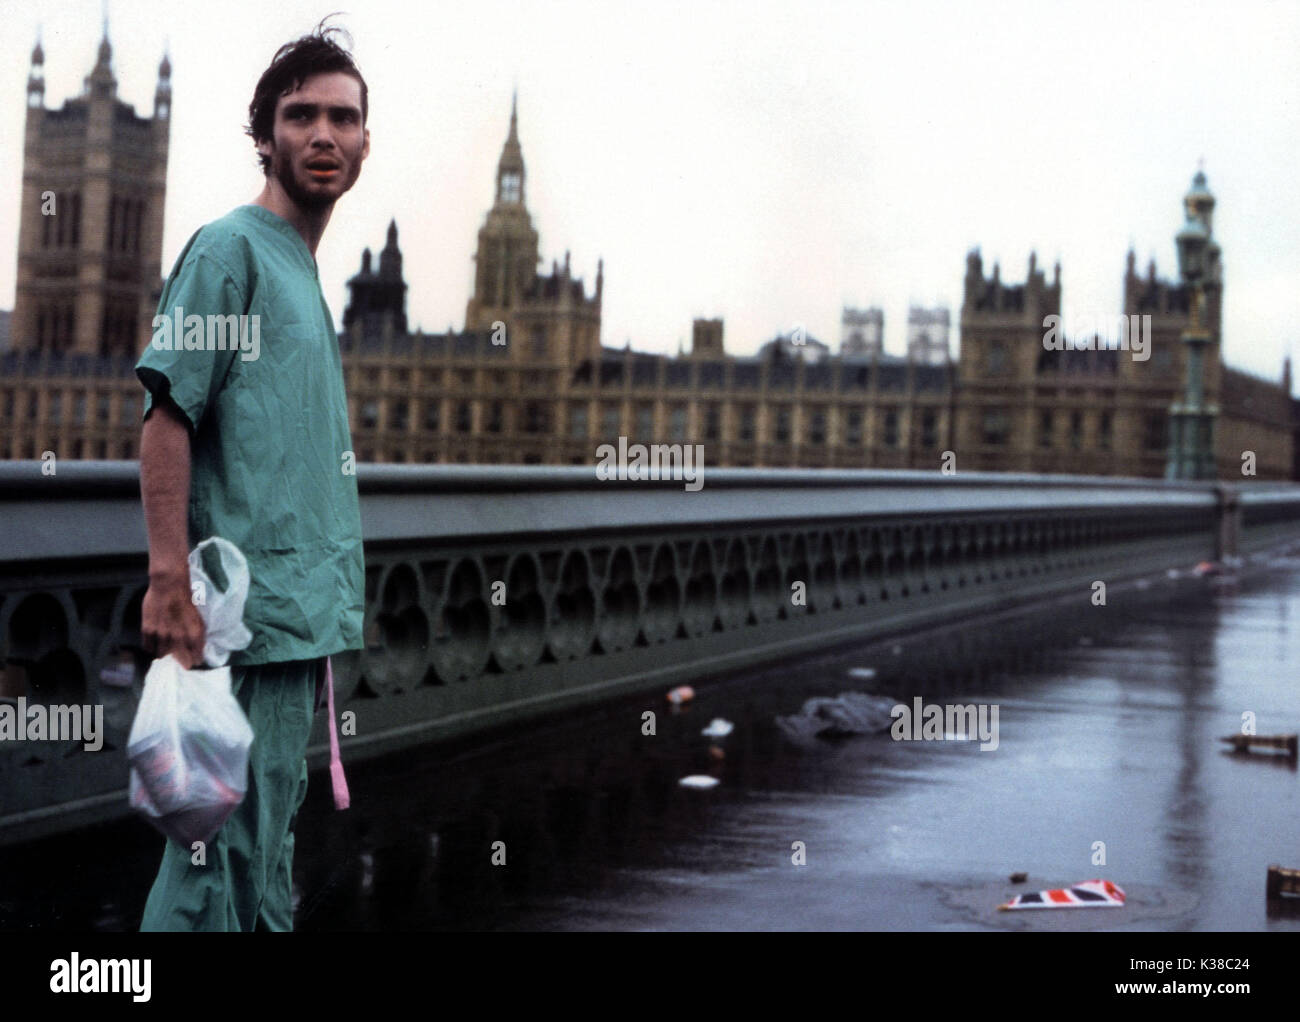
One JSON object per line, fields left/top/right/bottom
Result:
{"left": 1165, "top": 172, "right": 1219, "bottom": 480}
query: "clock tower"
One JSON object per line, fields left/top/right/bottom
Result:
{"left": 465, "top": 93, "right": 540, "bottom": 330}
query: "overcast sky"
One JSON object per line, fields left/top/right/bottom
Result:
{"left": 1, "top": 0, "right": 1298, "bottom": 383}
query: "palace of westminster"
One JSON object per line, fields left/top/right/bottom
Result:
{"left": 3, "top": 33, "right": 1297, "bottom": 480}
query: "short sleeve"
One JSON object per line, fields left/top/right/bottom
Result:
{"left": 135, "top": 250, "right": 248, "bottom": 433}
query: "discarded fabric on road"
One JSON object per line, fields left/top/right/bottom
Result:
{"left": 775, "top": 692, "right": 897, "bottom": 745}
{"left": 998, "top": 879, "right": 1126, "bottom": 910}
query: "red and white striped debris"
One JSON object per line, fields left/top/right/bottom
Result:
{"left": 666, "top": 685, "right": 695, "bottom": 705}
{"left": 998, "top": 879, "right": 1126, "bottom": 911}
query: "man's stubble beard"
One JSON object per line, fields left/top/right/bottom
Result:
{"left": 267, "top": 143, "right": 362, "bottom": 213}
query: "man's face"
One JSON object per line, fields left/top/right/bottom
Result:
{"left": 259, "top": 71, "right": 369, "bottom": 211}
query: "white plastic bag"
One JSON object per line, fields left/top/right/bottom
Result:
{"left": 128, "top": 655, "right": 254, "bottom": 846}
{"left": 128, "top": 536, "right": 255, "bottom": 846}
{"left": 188, "top": 536, "right": 253, "bottom": 668}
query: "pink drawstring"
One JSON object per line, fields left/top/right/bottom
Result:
{"left": 325, "top": 656, "right": 350, "bottom": 810}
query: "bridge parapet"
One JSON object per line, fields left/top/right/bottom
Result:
{"left": 3, "top": 463, "right": 1299, "bottom": 843}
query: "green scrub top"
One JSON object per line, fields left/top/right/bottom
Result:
{"left": 135, "top": 204, "right": 364, "bottom": 666}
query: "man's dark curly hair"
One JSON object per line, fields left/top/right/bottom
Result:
{"left": 244, "top": 16, "right": 368, "bottom": 174}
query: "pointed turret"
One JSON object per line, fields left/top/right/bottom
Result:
{"left": 344, "top": 222, "right": 408, "bottom": 338}
{"left": 27, "top": 32, "right": 45, "bottom": 109}
{"left": 1184, "top": 165, "right": 1215, "bottom": 233}
{"left": 154, "top": 46, "right": 172, "bottom": 120}
{"left": 379, "top": 219, "right": 403, "bottom": 279}
{"left": 84, "top": 18, "right": 116, "bottom": 100}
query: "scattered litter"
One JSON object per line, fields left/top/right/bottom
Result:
{"left": 666, "top": 685, "right": 695, "bottom": 706}
{"left": 707, "top": 745, "right": 726, "bottom": 761}
{"left": 99, "top": 661, "right": 136, "bottom": 688}
{"left": 1267, "top": 864, "right": 1300, "bottom": 900}
{"left": 678, "top": 775, "right": 720, "bottom": 789}
{"left": 701, "top": 718, "right": 734, "bottom": 738}
{"left": 847, "top": 667, "right": 877, "bottom": 680}
{"left": 776, "top": 692, "right": 897, "bottom": 745}
{"left": 999, "top": 879, "right": 1125, "bottom": 911}
{"left": 1009, "top": 872, "right": 1028, "bottom": 884}
{"left": 1219, "top": 733, "right": 1298, "bottom": 759}
{"left": 1193, "top": 561, "right": 1221, "bottom": 577}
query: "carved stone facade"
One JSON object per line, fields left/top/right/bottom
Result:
{"left": 0, "top": 71, "right": 1293, "bottom": 479}
{"left": 10, "top": 29, "right": 170, "bottom": 361}
{"left": 334, "top": 101, "right": 956, "bottom": 469}
{"left": 956, "top": 172, "right": 1291, "bottom": 479}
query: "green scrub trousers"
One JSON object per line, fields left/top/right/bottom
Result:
{"left": 139, "top": 658, "right": 321, "bottom": 932}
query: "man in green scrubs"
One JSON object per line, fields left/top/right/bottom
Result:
{"left": 135, "top": 22, "right": 369, "bottom": 931}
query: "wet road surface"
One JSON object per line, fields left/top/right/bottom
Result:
{"left": 4, "top": 553, "right": 1300, "bottom": 931}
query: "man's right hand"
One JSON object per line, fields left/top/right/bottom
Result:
{"left": 141, "top": 568, "right": 206, "bottom": 669}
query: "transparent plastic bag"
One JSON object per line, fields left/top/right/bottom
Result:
{"left": 128, "top": 536, "right": 255, "bottom": 846}
{"left": 128, "top": 656, "right": 254, "bottom": 845}
{"left": 188, "top": 537, "right": 253, "bottom": 668}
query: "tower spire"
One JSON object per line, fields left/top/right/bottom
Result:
{"left": 495, "top": 92, "right": 525, "bottom": 205}
{"left": 98, "top": 0, "right": 112, "bottom": 67}
{"left": 85, "top": 2, "right": 117, "bottom": 99}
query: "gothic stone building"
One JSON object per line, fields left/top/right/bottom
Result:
{"left": 1, "top": 59, "right": 1292, "bottom": 479}
{"left": 339, "top": 102, "right": 955, "bottom": 469}
{"left": 1, "top": 30, "right": 169, "bottom": 460}
{"left": 956, "top": 171, "right": 1291, "bottom": 479}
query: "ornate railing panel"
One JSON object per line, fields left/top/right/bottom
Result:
{"left": 2, "top": 463, "right": 1299, "bottom": 843}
